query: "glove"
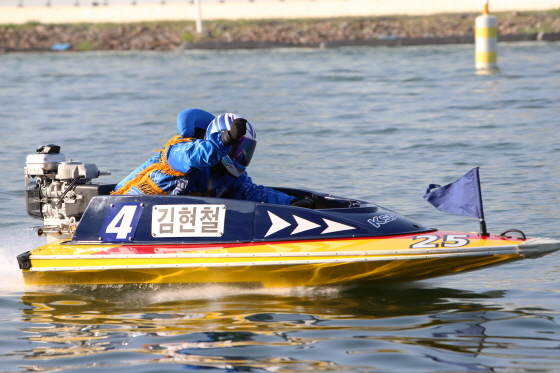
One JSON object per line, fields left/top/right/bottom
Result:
{"left": 221, "top": 118, "right": 247, "bottom": 146}
{"left": 290, "top": 196, "right": 315, "bottom": 209}
{"left": 170, "top": 178, "right": 189, "bottom": 195}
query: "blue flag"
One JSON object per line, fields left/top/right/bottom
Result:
{"left": 423, "top": 167, "right": 485, "bottom": 219}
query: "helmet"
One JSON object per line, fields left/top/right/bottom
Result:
{"left": 176, "top": 108, "right": 215, "bottom": 139}
{"left": 206, "top": 113, "right": 257, "bottom": 176}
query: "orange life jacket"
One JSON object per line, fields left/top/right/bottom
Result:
{"left": 112, "top": 135, "right": 194, "bottom": 195}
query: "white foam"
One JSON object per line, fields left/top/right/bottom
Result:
{"left": 148, "top": 283, "right": 344, "bottom": 304}
{"left": 0, "top": 226, "right": 45, "bottom": 294}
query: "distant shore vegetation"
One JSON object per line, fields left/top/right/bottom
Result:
{"left": 1, "top": 10, "right": 560, "bottom": 51}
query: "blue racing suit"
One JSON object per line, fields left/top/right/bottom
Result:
{"left": 113, "top": 131, "right": 228, "bottom": 195}
{"left": 115, "top": 130, "right": 296, "bottom": 205}
{"left": 114, "top": 108, "right": 217, "bottom": 195}
{"left": 172, "top": 164, "right": 296, "bottom": 204}
{"left": 168, "top": 131, "right": 296, "bottom": 205}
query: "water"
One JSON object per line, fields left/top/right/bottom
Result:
{"left": 1, "top": 43, "right": 560, "bottom": 372}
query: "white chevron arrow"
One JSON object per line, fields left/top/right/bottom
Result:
{"left": 265, "top": 211, "right": 291, "bottom": 237}
{"left": 322, "top": 219, "right": 356, "bottom": 234}
{"left": 291, "top": 215, "right": 321, "bottom": 235}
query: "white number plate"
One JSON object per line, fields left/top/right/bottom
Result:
{"left": 152, "top": 204, "right": 226, "bottom": 238}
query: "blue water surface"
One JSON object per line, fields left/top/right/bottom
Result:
{"left": 0, "top": 42, "right": 559, "bottom": 372}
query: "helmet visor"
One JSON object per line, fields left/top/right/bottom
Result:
{"left": 231, "top": 137, "right": 257, "bottom": 167}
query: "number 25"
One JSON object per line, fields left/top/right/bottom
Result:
{"left": 410, "top": 234, "right": 470, "bottom": 249}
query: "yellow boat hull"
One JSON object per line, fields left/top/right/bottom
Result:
{"left": 21, "top": 232, "right": 559, "bottom": 287}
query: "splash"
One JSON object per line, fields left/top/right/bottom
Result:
{"left": 0, "top": 226, "right": 45, "bottom": 294}
{"left": 148, "top": 283, "right": 346, "bottom": 304}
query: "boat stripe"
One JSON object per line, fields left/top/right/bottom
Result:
{"left": 30, "top": 245, "right": 519, "bottom": 260}
{"left": 72, "top": 231, "right": 523, "bottom": 252}
{"left": 27, "top": 248, "right": 520, "bottom": 272}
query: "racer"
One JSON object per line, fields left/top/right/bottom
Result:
{"left": 112, "top": 108, "right": 216, "bottom": 195}
{"left": 114, "top": 111, "right": 314, "bottom": 208}
{"left": 170, "top": 113, "right": 307, "bottom": 206}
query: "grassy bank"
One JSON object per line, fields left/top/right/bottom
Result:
{"left": 1, "top": 10, "right": 560, "bottom": 51}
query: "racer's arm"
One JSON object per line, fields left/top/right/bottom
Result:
{"left": 166, "top": 131, "right": 231, "bottom": 173}
{"left": 228, "top": 173, "right": 297, "bottom": 205}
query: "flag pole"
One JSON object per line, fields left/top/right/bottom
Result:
{"left": 479, "top": 220, "right": 489, "bottom": 236}
{"left": 475, "top": 168, "right": 489, "bottom": 236}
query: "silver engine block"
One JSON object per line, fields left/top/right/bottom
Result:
{"left": 25, "top": 144, "right": 111, "bottom": 243}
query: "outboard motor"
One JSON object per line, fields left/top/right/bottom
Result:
{"left": 24, "top": 144, "right": 113, "bottom": 243}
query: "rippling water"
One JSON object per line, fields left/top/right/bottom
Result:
{"left": 1, "top": 43, "right": 560, "bottom": 372}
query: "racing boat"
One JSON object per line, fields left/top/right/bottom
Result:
{"left": 19, "top": 145, "right": 560, "bottom": 287}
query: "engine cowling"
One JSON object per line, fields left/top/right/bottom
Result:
{"left": 24, "top": 144, "right": 113, "bottom": 242}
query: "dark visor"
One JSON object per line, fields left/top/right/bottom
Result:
{"left": 231, "top": 137, "right": 257, "bottom": 167}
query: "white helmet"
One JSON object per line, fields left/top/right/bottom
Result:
{"left": 206, "top": 113, "right": 257, "bottom": 176}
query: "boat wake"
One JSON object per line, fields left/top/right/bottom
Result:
{"left": 0, "top": 226, "right": 44, "bottom": 293}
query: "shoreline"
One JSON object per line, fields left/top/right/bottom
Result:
{"left": 3, "top": 33, "right": 560, "bottom": 53}
{"left": 179, "top": 33, "right": 560, "bottom": 50}
{"left": 2, "top": 11, "right": 560, "bottom": 52}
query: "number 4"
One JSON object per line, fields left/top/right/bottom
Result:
{"left": 106, "top": 205, "right": 138, "bottom": 239}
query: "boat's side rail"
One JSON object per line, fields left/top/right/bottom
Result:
{"left": 30, "top": 245, "right": 519, "bottom": 260}
{"left": 25, "top": 244, "right": 520, "bottom": 272}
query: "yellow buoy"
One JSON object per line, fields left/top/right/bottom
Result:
{"left": 475, "top": 1, "right": 498, "bottom": 71}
